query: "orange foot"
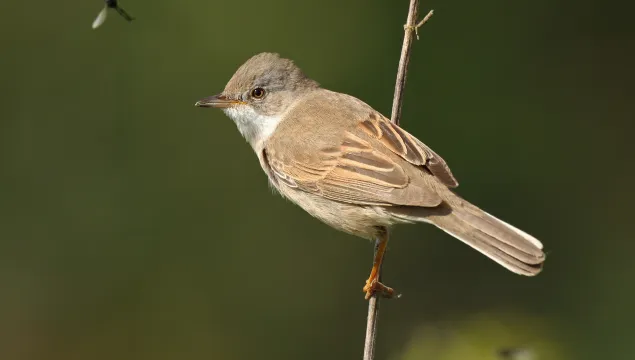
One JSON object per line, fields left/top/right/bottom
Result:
{"left": 363, "top": 276, "right": 395, "bottom": 300}
{"left": 363, "top": 229, "right": 396, "bottom": 299}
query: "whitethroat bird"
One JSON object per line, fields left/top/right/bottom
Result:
{"left": 196, "top": 53, "right": 545, "bottom": 299}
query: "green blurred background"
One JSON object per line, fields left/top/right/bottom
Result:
{"left": 1, "top": 0, "right": 634, "bottom": 359}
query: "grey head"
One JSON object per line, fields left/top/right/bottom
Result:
{"left": 196, "top": 53, "right": 320, "bottom": 148}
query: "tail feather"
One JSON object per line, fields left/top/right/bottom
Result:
{"left": 389, "top": 200, "right": 545, "bottom": 276}
{"left": 453, "top": 208, "right": 544, "bottom": 258}
{"left": 440, "top": 224, "right": 543, "bottom": 276}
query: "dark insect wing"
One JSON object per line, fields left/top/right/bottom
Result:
{"left": 114, "top": 6, "right": 135, "bottom": 22}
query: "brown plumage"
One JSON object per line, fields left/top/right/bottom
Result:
{"left": 196, "top": 52, "right": 545, "bottom": 297}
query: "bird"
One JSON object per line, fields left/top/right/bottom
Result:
{"left": 92, "top": 0, "right": 134, "bottom": 30}
{"left": 195, "top": 52, "right": 545, "bottom": 299}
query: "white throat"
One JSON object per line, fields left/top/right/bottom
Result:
{"left": 223, "top": 106, "right": 283, "bottom": 150}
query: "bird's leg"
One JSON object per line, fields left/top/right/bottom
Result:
{"left": 363, "top": 229, "right": 395, "bottom": 300}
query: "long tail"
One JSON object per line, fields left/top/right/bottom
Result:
{"left": 390, "top": 196, "right": 545, "bottom": 276}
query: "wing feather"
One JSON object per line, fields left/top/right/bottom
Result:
{"left": 262, "top": 92, "right": 455, "bottom": 207}
{"left": 266, "top": 130, "right": 442, "bottom": 207}
{"left": 359, "top": 113, "right": 458, "bottom": 187}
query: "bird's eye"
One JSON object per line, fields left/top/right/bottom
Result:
{"left": 251, "top": 87, "right": 265, "bottom": 99}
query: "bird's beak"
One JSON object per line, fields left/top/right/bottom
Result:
{"left": 195, "top": 94, "right": 243, "bottom": 108}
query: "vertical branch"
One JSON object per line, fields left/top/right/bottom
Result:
{"left": 392, "top": 3, "right": 434, "bottom": 125}
{"left": 391, "top": 0, "right": 421, "bottom": 125}
{"left": 362, "top": 1, "right": 434, "bottom": 360}
{"left": 362, "top": 240, "right": 383, "bottom": 360}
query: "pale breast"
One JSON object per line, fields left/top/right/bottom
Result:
{"left": 274, "top": 182, "right": 394, "bottom": 240}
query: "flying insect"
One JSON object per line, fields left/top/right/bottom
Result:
{"left": 92, "top": 0, "right": 135, "bottom": 29}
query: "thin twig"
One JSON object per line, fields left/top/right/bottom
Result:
{"left": 363, "top": 1, "right": 433, "bottom": 360}
{"left": 362, "top": 240, "right": 383, "bottom": 360}
{"left": 391, "top": 2, "right": 434, "bottom": 125}
{"left": 412, "top": 10, "right": 434, "bottom": 40}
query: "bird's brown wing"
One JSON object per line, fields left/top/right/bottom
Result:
{"left": 264, "top": 109, "right": 457, "bottom": 207}
{"left": 357, "top": 112, "right": 458, "bottom": 188}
